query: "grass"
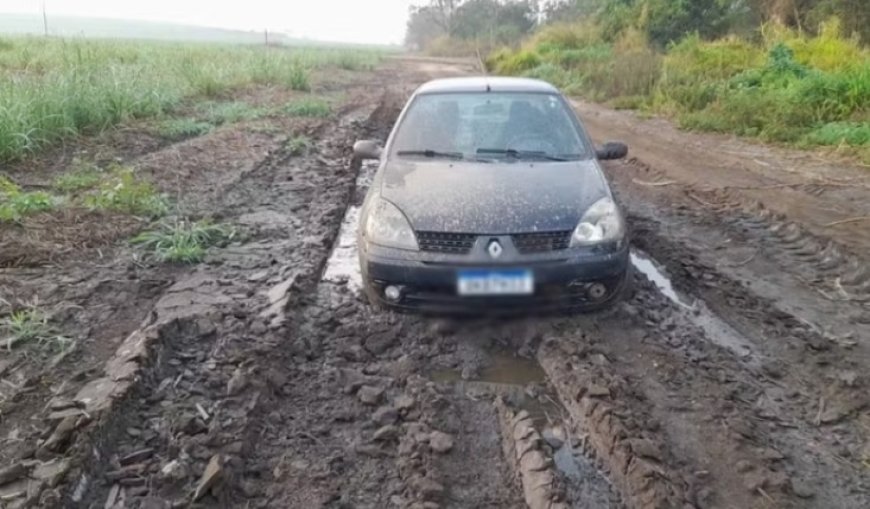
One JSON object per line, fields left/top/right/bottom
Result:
{"left": 53, "top": 160, "right": 104, "bottom": 192}
{"left": 83, "top": 167, "right": 169, "bottom": 217}
{"left": 0, "top": 37, "right": 383, "bottom": 162}
{"left": 0, "top": 176, "right": 55, "bottom": 222}
{"left": 488, "top": 19, "right": 870, "bottom": 157}
{"left": 158, "top": 118, "right": 214, "bottom": 140}
{"left": 4, "top": 162, "right": 170, "bottom": 223}
{"left": 284, "top": 98, "right": 331, "bottom": 117}
{"left": 199, "top": 101, "right": 267, "bottom": 125}
{"left": 286, "top": 135, "right": 311, "bottom": 155}
{"left": 1, "top": 306, "right": 72, "bottom": 351}
{"left": 131, "top": 219, "right": 235, "bottom": 263}
{"left": 804, "top": 122, "right": 870, "bottom": 146}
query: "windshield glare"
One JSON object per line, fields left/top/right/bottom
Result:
{"left": 391, "top": 92, "right": 588, "bottom": 161}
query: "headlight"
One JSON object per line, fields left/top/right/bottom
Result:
{"left": 570, "top": 197, "right": 624, "bottom": 246}
{"left": 365, "top": 198, "right": 419, "bottom": 250}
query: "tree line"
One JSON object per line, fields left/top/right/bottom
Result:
{"left": 406, "top": 0, "right": 869, "bottom": 51}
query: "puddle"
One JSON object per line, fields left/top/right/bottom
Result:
{"left": 433, "top": 351, "right": 617, "bottom": 507}
{"left": 322, "top": 206, "right": 362, "bottom": 290}
{"left": 322, "top": 160, "right": 379, "bottom": 291}
{"left": 630, "top": 251, "right": 693, "bottom": 308}
{"left": 431, "top": 351, "right": 546, "bottom": 385}
{"left": 432, "top": 351, "right": 567, "bottom": 425}
{"left": 632, "top": 250, "right": 757, "bottom": 363}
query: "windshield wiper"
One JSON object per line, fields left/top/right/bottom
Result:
{"left": 397, "top": 149, "right": 463, "bottom": 160}
{"left": 476, "top": 148, "right": 574, "bottom": 162}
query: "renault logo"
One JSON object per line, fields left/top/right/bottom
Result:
{"left": 487, "top": 240, "right": 503, "bottom": 258}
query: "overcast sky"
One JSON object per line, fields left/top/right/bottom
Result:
{"left": 1, "top": 0, "right": 423, "bottom": 45}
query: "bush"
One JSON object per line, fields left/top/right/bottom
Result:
{"left": 488, "top": 19, "right": 870, "bottom": 155}
{"left": 492, "top": 50, "right": 541, "bottom": 75}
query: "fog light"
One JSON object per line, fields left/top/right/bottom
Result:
{"left": 588, "top": 283, "right": 608, "bottom": 301}
{"left": 384, "top": 285, "right": 403, "bottom": 302}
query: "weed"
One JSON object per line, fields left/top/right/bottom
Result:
{"left": 284, "top": 99, "right": 331, "bottom": 118}
{"left": 1, "top": 307, "right": 71, "bottom": 351}
{"left": 804, "top": 122, "right": 870, "bottom": 146}
{"left": 53, "top": 160, "right": 104, "bottom": 192}
{"left": 200, "top": 101, "right": 265, "bottom": 125}
{"left": 286, "top": 135, "right": 311, "bottom": 155}
{"left": 158, "top": 118, "right": 213, "bottom": 140}
{"left": 0, "top": 176, "right": 55, "bottom": 222}
{"left": 83, "top": 168, "right": 169, "bottom": 217}
{"left": 132, "top": 219, "right": 236, "bottom": 263}
{"left": 286, "top": 64, "right": 311, "bottom": 92}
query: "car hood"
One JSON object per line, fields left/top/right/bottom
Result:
{"left": 380, "top": 159, "right": 609, "bottom": 233}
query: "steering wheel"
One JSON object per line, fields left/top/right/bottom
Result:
{"left": 506, "top": 134, "right": 558, "bottom": 154}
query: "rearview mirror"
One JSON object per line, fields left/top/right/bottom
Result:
{"left": 595, "top": 141, "right": 628, "bottom": 160}
{"left": 353, "top": 140, "right": 382, "bottom": 160}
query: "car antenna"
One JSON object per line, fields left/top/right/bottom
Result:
{"left": 485, "top": 81, "right": 491, "bottom": 93}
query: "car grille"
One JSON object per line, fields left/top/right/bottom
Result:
{"left": 416, "top": 231, "right": 476, "bottom": 254}
{"left": 512, "top": 231, "right": 572, "bottom": 254}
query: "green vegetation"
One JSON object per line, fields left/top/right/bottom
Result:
{"left": 0, "top": 177, "right": 55, "bottom": 222}
{"left": 132, "top": 220, "right": 236, "bottom": 263}
{"left": 485, "top": 17, "right": 869, "bottom": 158}
{"left": 0, "top": 37, "right": 382, "bottom": 162}
{"left": 1, "top": 306, "right": 71, "bottom": 351}
{"left": 285, "top": 99, "right": 332, "bottom": 118}
{"left": 199, "top": 101, "right": 267, "bottom": 124}
{"left": 83, "top": 168, "right": 169, "bottom": 217}
{"left": 3, "top": 163, "right": 170, "bottom": 223}
{"left": 53, "top": 160, "right": 104, "bottom": 192}
{"left": 286, "top": 135, "right": 312, "bottom": 155}
{"left": 158, "top": 118, "right": 214, "bottom": 140}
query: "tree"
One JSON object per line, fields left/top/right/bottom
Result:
{"left": 643, "top": 0, "right": 732, "bottom": 47}
{"left": 406, "top": 0, "right": 538, "bottom": 50}
{"left": 541, "top": 0, "right": 604, "bottom": 23}
{"left": 450, "top": 0, "right": 538, "bottom": 43}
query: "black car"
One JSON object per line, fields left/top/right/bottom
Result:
{"left": 353, "top": 77, "right": 630, "bottom": 312}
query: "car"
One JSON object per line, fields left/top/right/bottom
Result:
{"left": 353, "top": 76, "right": 630, "bottom": 313}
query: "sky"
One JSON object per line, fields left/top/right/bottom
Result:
{"left": 0, "top": 0, "right": 424, "bottom": 45}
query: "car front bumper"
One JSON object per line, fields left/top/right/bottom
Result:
{"left": 361, "top": 240, "right": 630, "bottom": 313}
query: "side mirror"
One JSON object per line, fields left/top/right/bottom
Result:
{"left": 353, "top": 140, "right": 382, "bottom": 160}
{"left": 595, "top": 141, "right": 628, "bottom": 160}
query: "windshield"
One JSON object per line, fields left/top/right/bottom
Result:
{"left": 390, "top": 92, "right": 589, "bottom": 161}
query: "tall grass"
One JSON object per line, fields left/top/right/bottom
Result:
{"left": 487, "top": 18, "right": 870, "bottom": 157}
{"left": 0, "top": 38, "right": 382, "bottom": 162}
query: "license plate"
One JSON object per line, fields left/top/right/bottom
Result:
{"left": 457, "top": 269, "right": 534, "bottom": 296}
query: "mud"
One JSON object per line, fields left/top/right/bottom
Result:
{"left": 1, "top": 56, "right": 869, "bottom": 509}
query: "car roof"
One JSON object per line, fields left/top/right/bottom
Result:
{"left": 415, "top": 77, "right": 560, "bottom": 95}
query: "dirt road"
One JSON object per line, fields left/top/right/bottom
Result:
{"left": 1, "top": 56, "right": 868, "bottom": 509}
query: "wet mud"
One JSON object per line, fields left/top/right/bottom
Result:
{"left": 1, "top": 56, "right": 869, "bottom": 509}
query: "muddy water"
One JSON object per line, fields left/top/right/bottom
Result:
{"left": 631, "top": 251, "right": 692, "bottom": 308}
{"left": 632, "top": 249, "right": 757, "bottom": 363}
{"left": 433, "top": 351, "right": 618, "bottom": 508}
{"left": 321, "top": 205, "right": 362, "bottom": 290}
{"left": 431, "top": 351, "right": 546, "bottom": 385}
{"left": 321, "top": 160, "right": 378, "bottom": 289}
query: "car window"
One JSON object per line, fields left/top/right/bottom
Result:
{"left": 390, "top": 92, "right": 588, "bottom": 161}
